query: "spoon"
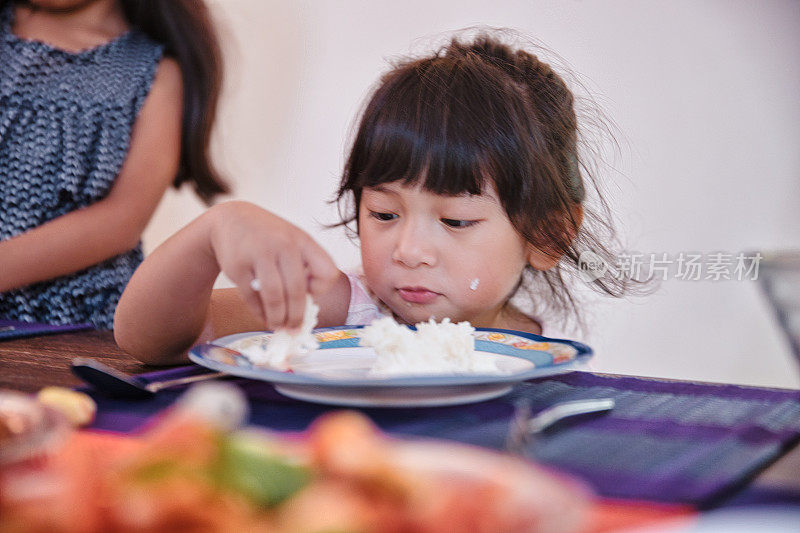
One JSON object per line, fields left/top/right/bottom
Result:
{"left": 71, "top": 357, "right": 227, "bottom": 399}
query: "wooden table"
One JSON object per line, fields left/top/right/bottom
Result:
{"left": 0, "top": 330, "right": 150, "bottom": 393}
{"left": 1, "top": 330, "right": 799, "bottom": 497}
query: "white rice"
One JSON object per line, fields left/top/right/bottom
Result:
{"left": 240, "top": 294, "right": 320, "bottom": 370}
{"left": 240, "top": 302, "right": 506, "bottom": 377}
{"left": 360, "top": 316, "right": 505, "bottom": 377}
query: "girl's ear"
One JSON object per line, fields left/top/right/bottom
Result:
{"left": 525, "top": 204, "right": 584, "bottom": 271}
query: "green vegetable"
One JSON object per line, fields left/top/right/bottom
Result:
{"left": 215, "top": 431, "right": 311, "bottom": 507}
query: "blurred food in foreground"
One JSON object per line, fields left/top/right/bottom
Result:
{"left": 36, "top": 387, "right": 97, "bottom": 427}
{"left": 0, "top": 389, "right": 71, "bottom": 465}
{"left": 1, "top": 383, "right": 588, "bottom": 532}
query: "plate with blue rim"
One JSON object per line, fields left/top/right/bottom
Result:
{"left": 189, "top": 326, "right": 593, "bottom": 407}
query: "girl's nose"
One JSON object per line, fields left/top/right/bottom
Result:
{"left": 391, "top": 220, "right": 436, "bottom": 268}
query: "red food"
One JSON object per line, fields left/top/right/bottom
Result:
{"left": 1, "top": 408, "right": 588, "bottom": 532}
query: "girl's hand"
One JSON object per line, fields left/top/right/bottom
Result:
{"left": 207, "top": 201, "right": 340, "bottom": 331}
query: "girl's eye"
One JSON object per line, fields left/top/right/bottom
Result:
{"left": 369, "top": 211, "right": 397, "bottom": 222}
{"left": 441, "top": 218, "right": 479, "bottom": 228}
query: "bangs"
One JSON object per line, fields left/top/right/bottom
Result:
{"left": 342, "top": 55, "right": 532, "bottom": 198}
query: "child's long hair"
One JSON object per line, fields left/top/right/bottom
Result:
{"left": 4, "top": 0, "right": 228, "bottom": 202}
{"left": 336, "top": 34, "right": 630, "bottom": 328}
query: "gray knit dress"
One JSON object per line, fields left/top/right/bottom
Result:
{"left": 0, "top": 5, "right": 164, "bottom": 329}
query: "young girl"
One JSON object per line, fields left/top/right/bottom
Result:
{"left": 115, "top": 34, "right": 625, "bottom": 365}
{"left": 0, "top": 0, "right": 228, "bottom": 329}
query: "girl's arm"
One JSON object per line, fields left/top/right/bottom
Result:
{"left": 114, "top": 201, "right": 350, "bottom": 366}
{"left": 0, "top": 59, "right": 183, "bottom": 293}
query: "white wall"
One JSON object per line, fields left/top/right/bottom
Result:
{"left": 143, "top": 0, "right": 800, "bottom": 388}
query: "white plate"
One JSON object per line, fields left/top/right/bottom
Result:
{"left": 189, "top": 326, "right": 593, "bottom": 407}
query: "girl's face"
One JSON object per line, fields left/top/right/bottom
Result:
{"left": 359, "top": 182, "right": 533, "bottom": 328}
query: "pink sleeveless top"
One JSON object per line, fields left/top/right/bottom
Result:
{"left": 344, "top": 272, "right": 389, "bottom": 325}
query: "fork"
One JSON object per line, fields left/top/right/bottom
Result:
{"left": 505, "top": 398, "right": 615, "bottom": 454}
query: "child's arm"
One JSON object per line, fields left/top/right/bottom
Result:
{"left": 0, "top": 59, "right": 182, "bottom": 293}
{"left": 114, "top": 201, "right": 350, "bottom": 366}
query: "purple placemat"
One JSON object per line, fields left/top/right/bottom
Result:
{"left": 81, "top": 369, "right": 800, "bottom": 507}
{"left": 0, "top": 319, "right": 93, "bottom": 340}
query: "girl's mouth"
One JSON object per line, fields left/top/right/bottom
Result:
{"left": 397, "top": 287, "right": 440, "bottom": 304}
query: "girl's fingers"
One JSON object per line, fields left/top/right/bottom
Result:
{"left": 219, "top": 218, "right": 334, "bottom": 331}
{"left": 228, "top": 268, "right": 266, "bottom": 324}
{"left": 253, "top": 260, "right": 286, "bottom": 331}
{"left": 301, "top": 240, "right": 340, "bottom": 297}
{"left": 278, "top": 250, "right": 308, "bottom": 331}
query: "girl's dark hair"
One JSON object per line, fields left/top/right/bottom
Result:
{"left": 336, "top": 34, "right": 630, "bottom": 327}
{"left": 6, "top": 0, "right": 229, "bottom": 202}
{"left": 120, "top": 0, "right": 228, "bottom": 203}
